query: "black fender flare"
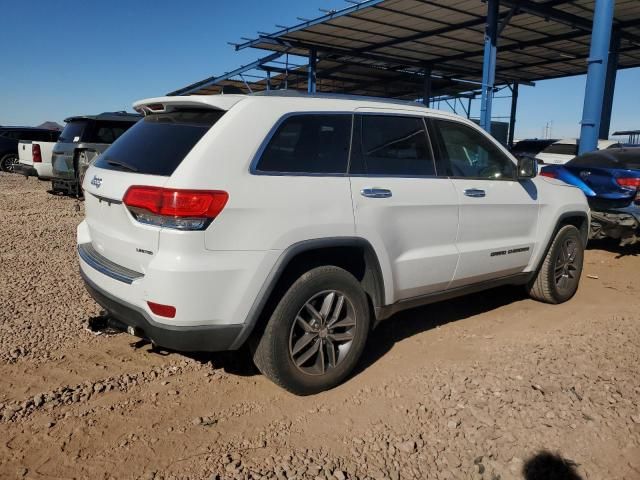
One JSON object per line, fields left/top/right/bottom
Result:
{"left": 229, "top": 237, "right": 386, "bottom": 349}
{"left": 531, "top": 210, "right": 589, "bottom": 277}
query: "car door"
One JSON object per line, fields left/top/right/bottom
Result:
{"left": 428, "top": 117, "right": 539, "bottom": 289}
{"left": 349, "top": 112, "right": 459, "bottom": 303}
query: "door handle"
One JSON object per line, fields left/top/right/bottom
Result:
{"left": 463, "top": 188, "right": 486, "bottom": 198}
{"left": 360, "top": 188, "right": 392, "bottom": 198}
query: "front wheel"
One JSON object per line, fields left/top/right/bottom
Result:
{"left": 252, "top": 266, "right": 370, "bottom": 395}
{"left": 528, "top": 224, "right": 584, "bottom": 304}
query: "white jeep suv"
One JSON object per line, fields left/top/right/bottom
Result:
{"left": 78, "top": 92, "right": 589, "bottom": 395}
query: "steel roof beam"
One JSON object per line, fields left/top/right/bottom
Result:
{"left": 260, "top": 35, "right": 531, "bottom": 85}
{"left": 433, "top": 29, "right": 589, "bottom": 66}
{"left": 500, "top": 0, "right": 640, "bottom": 44}
{"left": 235, "top": 0, "right": 386, "bottom": 51}
{"left": 167, "top": 52, "right": 284, "bottom": 96}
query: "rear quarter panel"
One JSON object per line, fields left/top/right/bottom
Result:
{"left": 165, "top": 98, "right": 357, "bottom": 252}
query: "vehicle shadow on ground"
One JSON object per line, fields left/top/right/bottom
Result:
{"left": 523, "top": 450, "right": 583, "bottom": 479}
{"left": 176, "top": 284, "right": 530, "bottom": 379}
{"left": 353, "top": 284, "right": 528, "bottom": 377}
{"left": 587, "top": 238, "right": 639, "bottom": 258}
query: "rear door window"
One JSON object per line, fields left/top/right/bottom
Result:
{"left": 59, "top": 121, "right": 88, "bottom": 143}
{"left": 93, "top": 109, "right": 224, "bottom": 176}
{"left": 349, "top": 114, "right": 434, "bottom": 176}
{"left": 255, "top": 114, "right": 352, "bottom": 174}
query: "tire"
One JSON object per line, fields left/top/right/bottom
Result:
{"left": 528, "top": 224, "right": 584, "bottom": 304}
{"left": 252, "top": 266, "right": 370, "bottom": 395}
{"left": 0, "top": 154, "right": 19, "bottom": 173}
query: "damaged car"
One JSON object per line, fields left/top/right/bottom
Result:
{"left": 541, "top": 147, "right": 640, "bottom": 245}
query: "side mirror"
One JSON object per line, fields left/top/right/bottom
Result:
{"left": 517, "top": 156, "right": 537, "bottom": 179}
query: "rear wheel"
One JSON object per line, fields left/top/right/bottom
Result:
{"left": 252, "top": 266, "right": 370, "bottom": 395}
{"left": 0, "top": 154, "right": 19, "bottom": 173}
{"left": 528, "top": 224, "right": 584, "bottom": 304}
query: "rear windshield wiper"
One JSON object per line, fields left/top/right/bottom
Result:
{"left": 106, "top": 158, "right": 139, "bottom": 172}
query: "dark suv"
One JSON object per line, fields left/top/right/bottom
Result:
{"left": 0, "top": 127, "right": 60, "bottom": 172}
{"left": 51, "top": 112, "right": 141, "bottom": 195}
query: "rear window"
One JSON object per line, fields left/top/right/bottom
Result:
{"left": 59, "top": 120, "right": 88, "bottom": 143}
{"left": 541, "top": 143, "right": 578, "bottom": 156}
{"left": 255, "top": 114, "right": 352, "bottom": 174}
{"left": 93, "top": 110, "right": 224, "bottom": 176}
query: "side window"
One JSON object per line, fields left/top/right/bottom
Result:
{"left": 255, "top": 114, "right": 351, "bottom": 174}
{"left": 431, "top": 119, "right": 515, "bottom": 179}
{"left": 90, "top": 121, "right": 137, "bottom": 144}
{"left": 350, "top": 115, "right": 434, "bottom": 176}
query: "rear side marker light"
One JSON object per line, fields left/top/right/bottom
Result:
{"left": 32, "top": 144, "right": 42, "bottom": 163}
{"left": 147, "top": 301, "right": 176, "bottom": 318}
{"left": 540, "top": 171, "right": 558, "bottom": 179}
{"left": 616, "top": 177, "right": 640, "bottom": 188}
{"left": 123, "top": 186, "right": 228, "bottom": 231}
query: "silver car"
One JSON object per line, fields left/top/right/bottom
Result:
{"left": 51, "top": 112, "right": 141, "bottom": 196}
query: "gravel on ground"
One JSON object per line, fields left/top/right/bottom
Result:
{"left": 1, "top": 172, "right": 639, "bottom": 480}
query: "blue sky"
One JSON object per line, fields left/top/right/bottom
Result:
{"left": 1, "top": 0, "right": 638, "bottom": 140}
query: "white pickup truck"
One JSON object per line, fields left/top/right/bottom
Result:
{"left": 15, "top": 136, "right": 59, "bottom": 179}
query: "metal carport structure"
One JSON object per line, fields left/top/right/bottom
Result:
{"left": 171, "top": 0, "right": 640, "bottom": 150}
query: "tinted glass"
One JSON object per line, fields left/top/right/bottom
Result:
{"left": 27, "top": 131, "right": 55, "bottom": 142}
{"left": 93, "top": 110, "right": 224, "bottom": 176}
{"left": 84, "top": 120, "right": 138, "bottom": 144}
{"left": 0, "top": 131, "right": 21, "bottom": 140}
{"left": 432, "top": 119, "right": 515, "bottom": 179}
{"left": 541, "top": 143, "right": 578, "bottom": 156}
{"left": 59, "top": 120, "right": 88, "bottom": 143}
{"left": 256, "top": 114, "right": 351, "bottom": 174}
{"left": 350, "top": 115, "right": 434, "bottom": 176}
{"left": 511, "top": 139, "right": 556, "bottom": 155}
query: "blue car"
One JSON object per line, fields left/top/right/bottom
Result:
{"left": 540, "top": 147, "right": 640, "bottom": 245}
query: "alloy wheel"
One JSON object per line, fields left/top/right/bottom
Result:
{"left": 554, "top": 238, "right": 579, "bottom": 294}
{"left": 288, "top": 290, "right": 357, "bottom": 376}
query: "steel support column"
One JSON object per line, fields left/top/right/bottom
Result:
{"left": 599, "top": 30, "right": 620, "bottom": 140}
{"left": 266, "top": 70, "right": 271, "bottom": 91}
{"left": 423, "top": 66, "right": 432, "bottom": 107}
{"left": 308, "top": 48, "right": 317, "bottom": 93}
{"left": 508, "top": 82, "right": 519, "bottom": 148}
{"left": 480, "top": 0, "right": 499, "bottom": 133}
{"left": 579, "top": 0, "right": 615, "bottom": 155}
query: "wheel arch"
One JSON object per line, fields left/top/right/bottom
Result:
{"left": 532, "top": 210, "right": 589, "bottom": 276}
{"left": 230, "top": 237, "right": 386, "bottom": 349}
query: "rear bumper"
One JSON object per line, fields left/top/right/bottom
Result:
{"left": 14, "top": 163, "right": 37, "bottom": 177}
{"left": 52, "top": 177, "right": 79, "bottom": 194}
{"left": 81, "top": 270, "right": 243, "bottom": 352}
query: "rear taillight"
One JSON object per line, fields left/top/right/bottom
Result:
{"left": 615, "top": 177, "right": 640, "bottom": 188}
{"left": 540, "top": 170, "right": 558, "bottom": 179}
{"left": 123, "top": 186, "right": 228, "bottom": 231}
{"left": 147, "top": 301, "right": 176, "bottom": 318}
{"left": 32, "top": 144, "right": 42, "bottom": 163}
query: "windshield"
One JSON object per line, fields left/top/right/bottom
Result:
{"left": 93, "top": 109, "right": 225, "bottom": 176}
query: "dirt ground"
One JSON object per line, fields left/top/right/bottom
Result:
{"left": 0, "top": 172, "right": 639, "bottom": 480}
